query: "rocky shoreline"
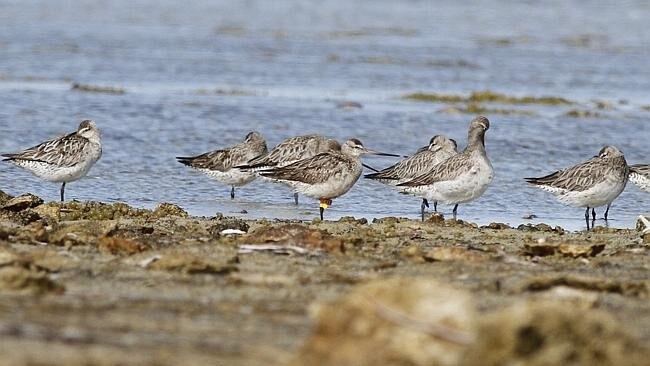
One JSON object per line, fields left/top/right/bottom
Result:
{"left": 0, "top": 191, "right": 648, "bottom": 365}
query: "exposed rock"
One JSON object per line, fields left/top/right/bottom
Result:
{"left": 2, "top": 193, "right": 43, "bottom": 212}
{"left": 0, "top": 220, "right": 20, "bottom": 240}
{"left": 424, "top": 247, "right": 491, "bottom": 262}
{"left": 34, "top": 201, "right": 149, "bottom": 221}
{"left": 152, "top": 203, "right": 188, "bottom": 218}
{"left": 518, "top": 275, "right": 647, "bottom": 298}
{"left": 523, "top": 240, "right": 605, "bottom": 258}
{"left": 0, "top": 190, "right": 13, "bottom": 206}
{"left": 247, "top": 224, "right": 344, "bottom": 253}
{"left": 517, "top": 223, "right": 564, "bottom": 233}
{"left": 400, "top": 246, "right": 426, "bottom": 263}
{"left": 464, "top": 301, "right": 650, "bottom": 366}
{"left": 426, "top": 213, "right": 445, "bottom": 224}
{"left": 208, "top": 216, "right": 249, "bottom": 237}
{"left": 15, "top": 221, "right": 49, "bottom": 243}
{"left": 290, "top": 278, "right": 476, "bottom": 366}
{"left": 147, "top": 251, "right": 238, "bottom": 275}
{"left": 372, "top": 217, "right": 402, "bottom": 224}
{"left": 0, "top": 266, "right": 64, "bottom": 295}
{"left": 337, "top": 216, "right": 368, "bottom": 225}
{"left": 483, "top": 222, "right": 511, "bottom": 230}
{"left": 0, "top": 247, "right": 64, "bottom": 295}
{"left": 97, "top": 237, "right": 148, "bottom": 255}
{"left": 445, "top": 219, "right": 478, "bottom": 229}
{"left": 47, "top": 220, "right": 118, "bottom": 246}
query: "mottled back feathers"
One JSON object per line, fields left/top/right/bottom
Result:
{"left": 525, "top": 153, "right": 628, "bottom": 192}
{"left": 240, "top": 134, "right": 340, "bottom": 170}
{"left": 176, "top": 132, "right": 267, "bottom": 172}
{"left": 366, "top": 136, "right": 458, "bottom": 183}
{"left": 259, "top": 152, "right": 353, "bottom": 185}
{"left": 3, "top": 131, "right": 96, "bottom": 167}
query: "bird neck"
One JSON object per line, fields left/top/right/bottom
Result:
{"left": 465, "top": 128, "right": 486, "bottom": 154}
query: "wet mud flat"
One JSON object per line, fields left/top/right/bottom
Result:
{"left": 0, "top": 191, "right": 649, "bottom": 365}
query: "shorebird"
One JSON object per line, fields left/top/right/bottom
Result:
{"left": 525, "top": 145, "right": 628, "bottom": 230}
{"left": 397, "top": 116, "right": 493, "bottom": 220}
{"left": 629, "top": 164, "right": 650, "bottom": 193}
{"left": 2, "top": 120, "right": 102, "bottom": 201}
{"left": 365, "top": 135, "right": 458, "bottom": 220}
{"left": 258, "top": 138, "right": 399, "bottom": 220}
{"left": 237, "top": 134, "right": 342, "bottom": 205}
{"left": 176, "top": 131, "right": 268, "bottom": 199}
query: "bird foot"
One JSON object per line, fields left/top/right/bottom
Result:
{"left": 638, "top": 215, "right": 650, "bottom": 235}
{"left": 319, "top": 198, "right": 333, "bottom": 209}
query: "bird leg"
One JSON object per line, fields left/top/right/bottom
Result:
{"left": 60, "top": 182, "right": 66, "bottom": 202}
{"left": 604, "top": 204, "right": 610, "bottom": 221}
{"left": 584, "top": 207, "right": 591, "bottom": 231}
{"left": 319, "top": 198, "right": 333, "bottom": 221}
{"left": 591, "top": 208, "right": 596, "bottom": 221}
{"left": 230, "top": 186, "right": 235, "bottom": 199}
{"left": 294, "top": 193, "right": 299, "bottom": 205}
{"left": 434, "top": 201, "right": 438, "bottom": 213}
{"left": 452, "top": 204, "right": 458, "bottom": 220}
{"left": 420, "top": 199, "right": 429, "bottom": 222}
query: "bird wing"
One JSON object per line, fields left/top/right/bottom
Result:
{"left": 629, "top": 164, "right": 650, "bottom": 191}
{"left": 242, "top": 135, "right": 321, "bottom": 168}
{"left": 630, "top": 164, "right": 650, "bottom": 177}
{"left": 176, "top": 143, "right": 258, "bottom": 172}
{"left": 2, "top": 132, "right": 90, "bottom": 167}
{"left": 524, "top": 157, "right": 608, "bottom": 192}
{"left": 366, "top": 149, "right": 456, "bottom": 181}
{"left": 397, "top": 153, "right": 472, "bottom": 187}
{"left": 176, "top": 149, "right": 232, "bottom": 171}
{"left": 259, "top": 152, "right": 348, "bottom": 185}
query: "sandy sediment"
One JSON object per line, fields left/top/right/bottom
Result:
{"left": 0, "top": 191, "right": 648, "bottom": 365}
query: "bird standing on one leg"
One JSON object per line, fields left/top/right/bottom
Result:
{"left": 176, "top": 131, "right": 268, "bottom": 199}
{"left": 2, "top": 120, "right": 102, "bottom": 202}
{"left": 525, "top": 145, "right": 628, "bottom": 231}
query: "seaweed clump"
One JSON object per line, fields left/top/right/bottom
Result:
{"left": 404, "top": 90, "right": 573, "bottom": 106}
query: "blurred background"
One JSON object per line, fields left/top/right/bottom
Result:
{"left": 0, "top": 0, "right": 648, "bottom": 229}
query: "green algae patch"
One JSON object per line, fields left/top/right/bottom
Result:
{"left": 403, "top": 90, "right": 574, "bottom": 106}
{"left": 564, "top": 109, "right": 601, "bottom": 118}
{"left": 71, "top": 82, "right": 126, "bottom": 95}
{"left": 194, "top": 87, "right": 255, "bottom": 96}
{"left": 439, "top": 103, "right": 538, "bottom": 116}
{"left": 403, "top": 92, "right": 465, "bottom": 103}
{"left": 468, "top": 90, "right": 573, "bottom": 105}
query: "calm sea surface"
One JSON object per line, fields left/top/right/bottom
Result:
{"left": 1, "top": 0, "right": 649, "bottom": 230}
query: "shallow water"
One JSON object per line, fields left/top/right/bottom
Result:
{"left": 0, "top": 0, "right": 648, "bottom": 231}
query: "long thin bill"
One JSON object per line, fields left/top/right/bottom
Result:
{"left": 362, "top": 163, "right": 379, "bottom": 172}
{"left": 364, "top": 149, "right": 402, "bottom": 157}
